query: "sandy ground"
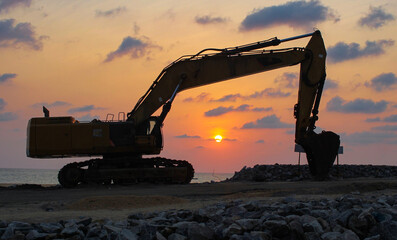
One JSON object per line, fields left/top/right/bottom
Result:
{"left": 1, "top": 178, "right": 397, "bottom": 223}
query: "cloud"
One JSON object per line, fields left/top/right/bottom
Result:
{"left": 211, "top": 94, "right": 242, "bottom": 102}
{"left": 133, "top": 22, "right": 140, "bottom": 35}
{"left": 0, "top": 0, "right": 31, "bottom": 14}
{"left": 365, "top": 117, "right": 380, "bottom": 123}
{"left": 205, "top": 106, "right": 234, "bottom": 117}
{"left": 205, "top": 104, "right": 270, "bottom": 117}
{"left": 0, "top": 112, "right": 17, "bottom": 121}
{"left": 0, "top": 19, "right": 45, "bottom": 50}
{"left": 274, "top": 72, "right": 298, "bottom": 88}
{"left": 183, "top": 92, "right": 210, "bottom": 102}
{"left": 195, "top": 15, "right": 228, "bottom": 25}
{"left": 211, "top": 88, "right": 290, "bottom": 102}
{"left": 366, "top": 114, "right": 397, "bottom": 123}
{"left": 104, "top": 36, "right": 160, "bottom": 62}
{"left": 252, "top": 107, "right": 272, "bottom": 112}
{"left": 248, "top": 88, "right": 291, "bottom": 98}
{"left": 255, "top": 139, "right": 265, "bottom": 144}
{"left": 0, "top": 98, "right": 5, "bottom": 110}
{"left": 68, "top": 105, "right": 104, "bottom": 114}
{"left": 175, "top": 134, "right": 201, "bottom": 139}
{"left": 95, "top": 6, "right": 127, "bottom": 18}
{"left": 327, "top": 40, "right": 394, "bottom": 63}
{"left": 384, "top": 114, "right": 397, "bottom": 122}
{"left": 343, "top": 131, "right": 397, "bottom": 145}
{"left": 372, "top": 125, "right": 397, "bottom": 131}
{"left": 31, "top": 101, "right": 71, "bottom": 108}
{"left": 241, "top": 114, "right": 293, "bottom": 129}
{"left": 366, "top": 72, "right": 397, "bottom": 92}
{"left": 0, "top": 73, "right": 17, "bottom": 83}
{"left": 324, "top": 79, "right": 339, "bottom": 90}
{"left": 223, "top": 138, "right": 237, "bottom": 142}
{"left": 240, "top": 0, "right": 339, "bottom": 31}
{"left": 358, "top": 6, "right": 395, "bottom": 29}
{"left": 326, "top": 96, "right": 388, "bottom": 114}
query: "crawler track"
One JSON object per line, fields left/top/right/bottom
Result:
{"left": 58, "top": 157, "right": 194, "bottom": 188}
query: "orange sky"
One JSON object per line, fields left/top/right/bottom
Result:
{"left": 0, "top": 0, "right": 396, "bottom": 173}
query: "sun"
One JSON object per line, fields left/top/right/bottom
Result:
{"left": 214, "top": 135, "right": 223, "bottom": 143}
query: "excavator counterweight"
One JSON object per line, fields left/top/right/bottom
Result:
{"left": 27, "top": 30, "right": 340, "bottom": 187}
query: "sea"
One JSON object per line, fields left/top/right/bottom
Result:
{"left": 0, "top": 168, "right": 233, "bottom": 185}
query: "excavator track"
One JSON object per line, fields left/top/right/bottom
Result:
{"left": 58, "top": 157, "right": 194, "bottom": 188}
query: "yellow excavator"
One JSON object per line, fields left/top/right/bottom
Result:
{"left": 27, "top": 30, "right": 340, "bottom": 187}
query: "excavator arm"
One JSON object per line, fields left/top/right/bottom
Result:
{"left": 128, "top": 30, "right": 340, "bottom": 178}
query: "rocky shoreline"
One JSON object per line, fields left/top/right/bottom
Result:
{"left": 1, "top": 193, "right": 396, "bottom": 240}
{"left": 227, "top": 164, "right": 397, "bottom": 182}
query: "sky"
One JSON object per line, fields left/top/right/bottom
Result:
{"left": 0, "top": 0, "right": 396, "bottom": 173}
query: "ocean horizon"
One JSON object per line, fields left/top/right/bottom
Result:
{"left": 0, "top": 168, "right": 233, "bottom": 185}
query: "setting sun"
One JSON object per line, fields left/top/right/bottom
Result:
{"left": 215, "top": 135, "right": 223, "bottom": 143}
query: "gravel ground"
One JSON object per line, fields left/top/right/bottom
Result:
{"left": 1, "top": 164, "right": 397, "bottom": 240}
{"left": 1, "top": 193, "right": 396, "bottom": 240}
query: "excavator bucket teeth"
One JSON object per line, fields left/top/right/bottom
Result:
{"left": 300, "top": 131, "right": 340, "bottom": 179}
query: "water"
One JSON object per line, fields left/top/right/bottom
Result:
{"left": 0, "top": 168, "right": 233, "bottom": 185}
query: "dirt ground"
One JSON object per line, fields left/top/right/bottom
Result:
{"left": 1, "top": 178, "right": 396, "bottom": 223}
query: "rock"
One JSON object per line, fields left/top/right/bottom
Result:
{"left": 156, "top": 231, "right": 167, "bottom": 240}
{"left": 138, "top": 223, "right": 157, "bottom": 240}
{"left": 4, "top": 230, "right": 25, "bottom": 240}
{"left": 347, "top": 214, "right": 368, "bottom": 238}
{"left": 249, "top": 231, "right": 272, "bottom": 240}
{"left": 336, "top": 210, "right": 353, "bottom": 227}
{"left": 172, "top": 221, "right": 193, "bottom": 235}
{"left": 321, "top": 231, "right": 343, "bottom": 240}
{"left": 38, "top": 222, "right": 63, "bottom": 233}
{"left": 61, "top": 225, "right": 84, "bottom": 238}
{"left": 8, "top": 221, "right": 33, "bottom": 234}
{"left": 225, "top": 205, "right": 247, "bottom": 217}
{"left": 342, "top": 229, "right": 359, "bottom": 240}
{"left": 262, "top": 220, "right": 290, "bottom": 238}
{"left": 118, "top": 229, "right": 138, "bottom": 240}
{"left": 86, "top": 226, "right": 107, "bottom": 239}
{"left": 187, "top": 223, "right": 214, "bottom": 240}
{"left": 222, "top": 223, "right": 242, "bottom": 238}
{"left": 176, "top": 210, "right": 193, "bottom": 220}
{"left": 168, "top": 233, "right": 187, "bottom": 240}
{"left": 372, "top": 211, "right": 392, "bottom": 223}
{"left": 104, "top": 224, "right": 122, "bottom": 234}
{"left": 236, "top": 219, "right": 259, "bottom": 231}
{"left": 25, "top": 230, "right": 48, "bottom": 240}
{"left": 289, "top": 219, "right": 304, "bottom": 239}
{"left": 364, "top": 235, "right": 381, "bottom": 240}
{"left": 379, "top": 221, "right": 397, "bottom": 240}
{"left": 304, "top": 232, "right": 321, "bottom": 240}
{"left": 1, "top": 227, "right": 16, "bottom": 240}
{"left": 300, "top": 215, "right": 323, "bottom": 234}
{"left": 76, "top": 217, "right": 92, "bottom": 227}
{"left": 0, "top": 221, "right": 7, "bottom": 228}
{"left": 229, "top": 234, "right": 245, "bottom": 240}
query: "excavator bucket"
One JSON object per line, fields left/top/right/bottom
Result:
{"left": 299, "top": 131, "right": 340, "bottom": 179}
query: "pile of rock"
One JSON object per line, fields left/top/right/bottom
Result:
{"left": 227, "top": 164, "right": 397, "bottom": 182}
{"left": 1, "top": 194, "right": 396, "bottom": 240}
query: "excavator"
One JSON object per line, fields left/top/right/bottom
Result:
{"left": 26, "top": 30, "right": 340, "bottom": 187}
